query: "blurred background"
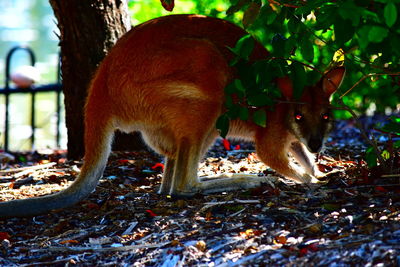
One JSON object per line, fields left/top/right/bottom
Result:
{"left": 0, "top": 0, "right": 63, "bottom": 151}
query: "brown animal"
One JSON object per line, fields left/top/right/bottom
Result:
{"left": 0, "top": 15, "right": 345, "bottom": 217}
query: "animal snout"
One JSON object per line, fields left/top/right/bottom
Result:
{"left": 308, "top": 135, "right": 323, "bottom": 153}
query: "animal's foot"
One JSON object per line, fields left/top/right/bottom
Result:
{"left": 162, "top": 174, "right": 272, "bottom": 197}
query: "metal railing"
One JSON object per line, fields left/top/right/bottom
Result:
{"left": 1, "top": 45, "right": 62, "bottom": 151}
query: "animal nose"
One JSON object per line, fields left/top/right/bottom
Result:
{"left": 308, "top": 136, "right": 322, "bottom": 153}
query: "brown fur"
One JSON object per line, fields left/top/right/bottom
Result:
{"left": 0, "top": 15, "right": 345, "bottom": 217}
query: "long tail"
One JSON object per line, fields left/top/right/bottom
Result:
{"left": 0, "top": 128, "right": 113, "bottom": 218}
{"left": 0, "top": 66, "right": 113, "bottom": 218}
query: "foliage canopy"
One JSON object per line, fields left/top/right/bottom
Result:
{"left": 131, "top": 0, "right": 400, "bottom": 117}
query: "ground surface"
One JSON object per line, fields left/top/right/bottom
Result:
{"left": 0, "top": 117, "right": 399, "bottom": 266}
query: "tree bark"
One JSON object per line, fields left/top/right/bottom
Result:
{"left": 50, "top": 0, "right": 146, "bottom": 159}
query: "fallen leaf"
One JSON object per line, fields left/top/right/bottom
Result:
{"left": 59, "top": 239, "right": 79, "bottom": 245}
{"left": 223, "top": 139, "right": 231, "bottom": 151}
{"left": 195, "top": 240, "right": 207, "bottom": 252}
{"left": 146, "top": 209, "right": 157, "bottom": 217}
{"left": 275, "top": 235, "right": 287, "bottom": 244}
{"left": 0, "top": 232, "right": 10, "bottom": 241}
{"left": 151, "top": 163, "right": 165, "bottom": 172}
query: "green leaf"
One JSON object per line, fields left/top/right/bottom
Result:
{"left": 384, "top": 2, "right": 397, "bottom": 27}
{"left": 243, "top": 2, "right": 261, "bottom": 28}
{"left": 394, "top": 140, "right": 400, "bottom": 148}
{"left": 253, "top": 109, "right": 267, "bottom": 127}
{"left": 224, "top": 79, "right": 246, "bottom": 98}
{"left": 380, "top": 120, "right": 400, "bottom": 134}
{"left": 315, "top": 6, "right": 336, "bottom": 31}
{"left": 227, "top": 104, "right": 240, "bottom": 119}
{"left": 260, "top": 4, "right": 278, "bottom": 25}
{"left": 368, "top": 26, "right": 389, "bottom": 43}
{"left": 365, "top": 146, "right": 378, "bottom": 167}
{"left": 322, "top": 203, "right": 341, "bottom": 211}
{"left": 271, "top": 34, "right": 287, "bottom": 57}
{"left": 322, "top": 203, "right": 342, "bottom": 211}
{"left": 216, "top": 114, "right": 230, "bottom": 138}
{"left": 239, "top": 106, "right": 249, "bottom": 120}
{"left": 338, "top": 0, "right": 361, "bottom": 26}
{"left": 230, "top": 34, "right": 255, "bottom": 60}
{"left": 301, "top": 39, "right": 314, "bottom": 62}
{"left": 234, "top": 79, "right": 246, "bottom": 97}
{"left": 287, "top": 17, "right": 300, "bottom": 33}
{"left": 357, "top": 26, "right": 371, "bottom": 49}
{"left": 381, "top": 150, "right": 391, "bottom": 160}
{"left": 247, "top": 93, "right": 274, "bottom": 107}
{"left": 334, "top": 18, "right": 355, "bottom": 45}
{"left": 290, "top": 63, "right": 306, "bottom": 100}
{"left": 225, "top": 82, "right": 237, "bottom": 94}
{"left": 225, "top": 95, "right": 234, "bottom": 108}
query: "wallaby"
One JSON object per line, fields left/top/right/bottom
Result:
{"left": 0, "top": 15, "right": 345, "bottom": 218}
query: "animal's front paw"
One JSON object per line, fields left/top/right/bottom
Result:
{"left": 313, "top": 169, "right": 341, "bottom": 184}
{"left": 299, "top": 173, "right": 320, "bottom": 184}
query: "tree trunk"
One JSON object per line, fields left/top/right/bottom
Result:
{"left": 50, "top": 0, "right": 146, "bottom": 159}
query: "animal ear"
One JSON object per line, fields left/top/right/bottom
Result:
{"left": 277, "top": 76, "right": 293, "bottom": 99}
{"left": 322, "top": 67, "right": 346, "bottom": 96}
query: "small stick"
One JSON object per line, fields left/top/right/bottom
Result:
{"left": 381, "top": 174, "right": 400, "bottom": 178}
{"left": 340, "top": 72, "right": 400, "bottom": 99}
{"left": 0, "top": 162, "right": 56, "bottom": 175}
{"left": 45, "top": 241, "right": 169, "bottom": 253}
{"left": 204, "top": 199, "right": 260, "bottom": 205}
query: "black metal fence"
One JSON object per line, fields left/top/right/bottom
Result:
{"left": 1, "top": 45, "right": 62, "bottom": 151}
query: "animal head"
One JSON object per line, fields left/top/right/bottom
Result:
{"left": 277, "top": 67, "right": 346, "bottom": 153}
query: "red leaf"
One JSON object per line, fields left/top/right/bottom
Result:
{"left": 59, "top": 239, "right": 79, "bottom": 245}
{"left": 86, "top": 202, "right": 100, "bottom": 210}
{"left": 375, "top": 186, "right": 387, "bottom": 192}
{"left": 223, "top": 139, "right": 231, "bottom": 151}
{"left": 151, "top": 163, "right": 165, "bottom": 172}
{"left": 299, "top": 247, "right": 308, "bottom": 256}
{"left": 9, "top": 181, "right": 15, "bottom": 189}
{"left": 307, "top": 243, "right": 319, "bottom": 252}
{"left": 146, "top": 209, "right": 157, "bottom": 217}
{"left": 0, "top": 232, "right": 10, "bottom": 241}
{"left": 160, "top": 0, "right": 174, "bottom": 11}
{"left": 234, "top": 145, "right": 241, "bottom": 150}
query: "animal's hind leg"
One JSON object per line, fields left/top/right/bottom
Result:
{"left": 158, "top": 157, "right": 175, "bottom": 194}
{"left": 168, "top": 137, "right": 203, "bottom": 196}
{"left": 140, "top": 128, "right": 180, "bottom": 194}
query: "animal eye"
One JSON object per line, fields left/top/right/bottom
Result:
{"left": 295, "top": 113, "right": 303, "bottom": 122}
{"left": 322, "top": 113, "right": 330, "bottom": 121}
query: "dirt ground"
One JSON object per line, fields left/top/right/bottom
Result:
{"left": 0, "top": 117, "right": 399, "bottom": 266}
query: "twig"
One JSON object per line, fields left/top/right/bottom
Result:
{"left": 0, "top": 162, "right": 56, "bottom": 176}
{"left": 122, "top": 221, "right": 138, "bottom": 236}
{"left": 201, "top": 199, "right": 260, "bottom": 213}
{"left": 228, "top": 207, "right": 247, "bottom": 217}
{"left": 204, "top": 199, "right": 260, "bottom": 205}
{"left": 348, "top": 183, "right": 400, "bottom": 190}
{"left": 19, "top": 256, "right": 78, "bottom": 267}
{"left": 270, "top": 57, "right": 323, "bottom": 74}
{"left": 381, "top": 174, "right": 400, "bottom": 178}
{"left": 340, "top": 73, "right": 400, "bottom": 99}
{"left": 44, "top": 241, "right": 169, "bottom": 253}
{"left": 325, "top": 238, "right": 374, "bottom": 249}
